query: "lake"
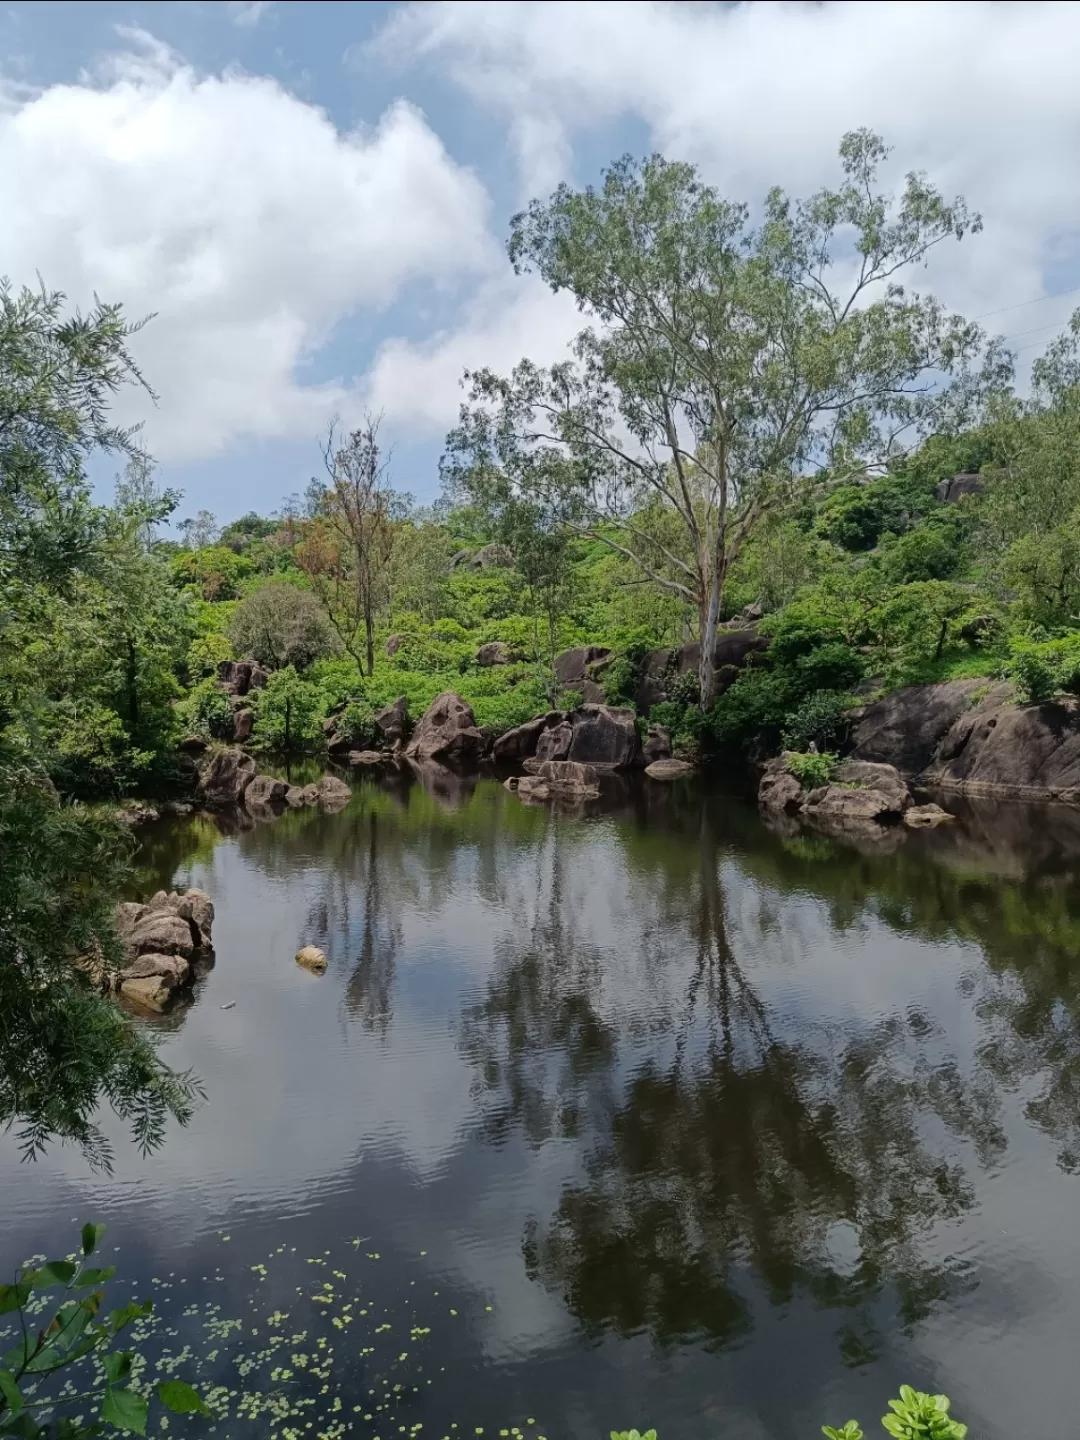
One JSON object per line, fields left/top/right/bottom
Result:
{"left": 4, "top": 769, "right": 1080, "bottom": 1440}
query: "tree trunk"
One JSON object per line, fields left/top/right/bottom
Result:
{"left": 698, "top": 569, "right": 722, "bottom": 711}
{"left": 285, "top": 696, "right": 291, "bottom": 753}
{"left": 125, "top": 634, "right": 139, "bottom": 737}
{"left": 364, "top": 605, "right": 375, "bottom": 678}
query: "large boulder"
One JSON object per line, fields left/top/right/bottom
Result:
{"left": 645, "top": 758, "right": 695, "bottom": 781}
{"left": 122, "top": 952, "right": 190, "bottom": 984}
{"left": 476, "top": 640, "right": 521, "bottom": 667}
{"left": 758, "top": 757, "right": 805, "bottom": 814}
{"left": 637, "top": 625, "right": 767, "bottom": 710}
{"left": 935, "top": 471, "right": 983, "bottom": 503}
{"left": 468, "top": 543, "right": 514, "bottom": 570}
{"left": 832, "top": 759, "right": 911, "bottom": 814}
{"left": 561, "top": 704, "right": 641, "bottom": 769}
{"left": 405, "top": 692, "right": 486, "bottom": 766}
{"left": 232, "top": 708, "right": 254, "bottom": 744}
{"left": 199, "top": 748, "right": 257, "bottom": 807}
{"left": 245, "top": 774, "right": 289, "bottom": 807}
{"left": 851, "top": 678, "right": 1004, "bottom": 777}
{"left": 536, "top": 759, "right": 601, "bottom": 794}
{"left": 534, "top": 721, "right": 573, "bottom": 764}
{"left": 375, "top": 696, "right": 410, "bottom": 748}
{"left": 125, "top": 911, "right": 195, "bottom": 961}
{"left": 642, "top": 725, "right": 672, "bottom": 765}
{"left": 385, "top": 634, "right": 405, "bottom": 658}
{"left": 173, "top": 888, "right": 214, "bottom": 948}
{"left": 758, "top": 754, "right": 915, "bottom": 832}
{"left": 217, "top": 659, "right": 269, "bottom": 697}
{"left": 492, "top": 712, "right": 562, "bottom": 764}
{"left": 553, "top": 646, "right": 613, "bottom": 700}
{"left": 314, "top": 775, "right": 351, "bottom": 810}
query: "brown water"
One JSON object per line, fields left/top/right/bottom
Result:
{"left": 4, "top": 770, "right": 1080, "bottom": 1439}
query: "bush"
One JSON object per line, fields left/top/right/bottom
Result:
{"left": 336, "top": 699, "right": 379, "bottom": 749}
{"left": 706, "top": 669, "right": 799, "bottom": 753}
{"left": 786, "top": 750, "right": 837, "bottom": 788}
{"left": 795, "top": 640, "right": 865, "bottom": 692}
{"left": 179, "top": 677, "right": 235, "bottom": 740}
{"left": 1008, "top": 648, "right": 1057, "bottom": 704}
{"left": 227, "top": 581, "right": 338, "bottom": 671}
{"left": 251, "top": 667, "right": 325, "bottom": 753}
{"left": 781, "top": 689, "right": 854, "bottom": 752}
{"left": 187, "top": 631, "right": 233, "bottom": 678}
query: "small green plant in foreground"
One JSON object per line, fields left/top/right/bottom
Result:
{"left": 824, "top": 1384, "right": 968, "bottom": 1440}
{"left": 786, "top": 750, "right": 838, "bottom": 789}
{"left": 0, "top": 1223, "right": 206, "bottom": 1438}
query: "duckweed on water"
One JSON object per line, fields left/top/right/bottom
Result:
{"left": 0, "top": 1227, "right": 546, "bottom": 1440}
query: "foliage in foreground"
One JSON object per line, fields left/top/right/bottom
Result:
{"left": 0, "top": 1224, "right": 206, "bottom": 1439}
{"left": 612, "top": 1387, "right": 968, "bottom": 1440}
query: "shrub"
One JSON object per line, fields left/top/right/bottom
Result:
{"left": 1008, "top": 648, "right": 1057, "bottom": 703}
{"left": 786, "top": 750, "right": 837, "bottom": 789}
{"left": 187, "top": 631, "right": 233, "bottom": 678}
{"left": 252, "top": 667, "right": 325, "bottom": 753}
{"left": 781, "top": 688, "right": 855, "bottom": 751}
{"left": 706, "top": 669, "right": 799, "bottom": 753}
{"left": 179, "top": 677, "right": 235, "bottom": 740}
{"left": 795, "top": 640, "right": 865, "bottom": 692}
{"left": 336, "top": 698, "right": 379, "bottom": 749}
{"left": 227, "top": 581, "right": 338, "bottom": 671}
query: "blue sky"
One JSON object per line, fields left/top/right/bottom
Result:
{"left": 3, "top": 0, "right": 1080, "bottom": 530}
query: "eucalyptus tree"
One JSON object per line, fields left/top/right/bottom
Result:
{"left": 444, "top": 130, "right": 991, "bottom": 706}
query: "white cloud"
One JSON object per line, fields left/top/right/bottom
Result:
{"left": 364, "top": 272, "right": 580, "bottom": 433}
{"left": 374, "top": 0, "right": 1080, "bottom": 346}
{"left": 0, "top": 31, "right": 496, "bottom": 462}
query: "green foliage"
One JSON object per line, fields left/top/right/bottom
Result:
{"left": 0, "top": 1222, "right": 206, "bottom": 1438}
{"left": 786, "top": 750, "right": 838, "bottom": 789}
{"left": 794, "top": 641, "right": 865, "bottom": 693}
{"left": 822, "top": 1424, "right": 864, "bottom": 1440}
{"left": 186, "top": 630, "right": 232, "bottom": 678}
{"left": 226, "top": 579, "right": 338, "bottom": 671}
{"left": 782, "top": 691, "right": 854, "bottom": 752}
{"left": 251, "top": 666, "right": 324, "bottom": 753}
{"left": 336, "top": 699, "right": 379, "bottom": 750}
{"left": 1002, "top": 632, "right": 1080, "bottom": 703}
{"left": 177, "top": 678, "right": 235, "bottom": 741}
{"left": 880, "top": 1385, "right": 967, "bottom": 1440}
{"left": 815, "top": 471, "right": 938, "bottom": 553}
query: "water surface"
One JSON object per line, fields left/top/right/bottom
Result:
{"left": 4, "top": 771, "right": 1080, "bottom": 1439}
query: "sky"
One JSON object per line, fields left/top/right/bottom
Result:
{"left": 3, "top": 0, "right": 1080, "bottom": 529}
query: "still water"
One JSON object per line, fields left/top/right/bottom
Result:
{"left": 4, "top": 769, "right": 1080, "bottom": 1439}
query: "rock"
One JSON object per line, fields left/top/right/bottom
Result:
{"left": 296, "top": 945, "right": 328, "bottom": 974}
{"left": 405, "top": 692, "right": 486, "bottom": 766}
{"left": 536, "top": 760, "right": 601, "bottom": 794}
{"left": 348, "top": 750, "right": 384, "bottom": 767}
{"left": 935, "top": 471, "right": 983, "bottom": 503}
{"left": 802, "top": 783, "right": 903, "bottom": 826}
{"left": 147, "top": 890, "right": 172, "bottom": 910}
{"left": 120, "top": 974, "right": 176, "bottom": 1011}
{"left": 833, "top": 759, "right": 911, "bottom": 814}
{"left": 375, "top": 696, "right": 410, "bottom": 747}
{"left": 217, "top": 659, "right": 269, "bottom": 696}
{"left": 386, "top": 633, "right": 406, "bottom": 657}
{"left": 316, "top": 775, "right": 352, "bottom": 810}
{"left": 645, "top": 758, "right": 695, "bottom": 781}
{"left": 643, "top": 725, "right": 672, "bottom": 765}
{"left": 758, "top": 757, "right": 806, "bottom": 814}
{"left": 173, "top": 888, "right": 214, "bottom": 948}
{"left": 492, "top": 712, "right": 563, "bottom": 764}
{"left": 232, "top": 708, "right": 254, "bottom": 744}
{"left": 199, "top": 748, "right": 257, "bottom": 807}
{"left": 284, "top": 785, "right": 306, "bottom": 807}
{"left": 562, "top": 704, "right": 642, "bottom": 769}
{"left": 468, "top": 543, "right": 514, "bottom": 570}
{"left": 115, "top": 902, "right": 150, "bottom": 940}
{"left": 535, "top": 721, "right": 573, "bottom": 764}
{"left": 637, "top": 625, "right": 767, "bottom": 710}
{"left": 476, "top": 640, "right": 520, "bottom": 667}
{"left": 115, "top": 802, "right": 159, "bottom": 827}
{"left": 245, "top": 774, "right": 289, "bottom": 807}
{"left": 851, "top": 678, "right": 1006, "bottom": 777}
{"left": 122, "top": 953, "right": 190, "bottom": 984}
{"left": 505, "top": 775, "right": 552, "bottom": 802}
{"left": 553, "top": 646, "right": 612, "bottom": 691}
{"left": 125, "top": 911, "right": 195, "bottom": 961}
{"left": 904, "top": 802, "right": 955, "bottom": 828}
{"left": 177, "top": 734, "right": 208, "bottom": 755}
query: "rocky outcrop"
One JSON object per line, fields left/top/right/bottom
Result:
{"left": 476, "top": 640, "right": 521, "bottom": 667}
{"left": 217, "top": 659, "right": 269, "bottom": 697}
{"left": 637, "top": 625, "right": 767, "bottom": 711}
{"left": 935, "top": 471, "right": 983, "bottom": 503}
{"left": 232, "top": 708, "right": 254, "bottom": 744}
{"left": 112, "top": 887, "right": 216, "bottom": 1011}
{"left": 562, "top": 704, "right": 641, "bottom": 768}
{"left": 553, "top": 646, "right": 613, "bottom": 703}
{"left": 642, "top": 725, "right": 672, "bottom": 765}
{"left": 645, "top": 758, "right": 694, "bottom": 781}
{"left": 375, "top": 696, "right": 409, "bottom": 748}
{"left": 468, "top": 543, "right": 514, "bottom": 570}
{"left": 199, "top": 748, "right": 257, "bottom": 808}
{"left": 506, "top": 760, "right": 601, "bottom": 801}
{"left": 296, "top": 775, "right": 351, "bottom": 810}
{"left": 245, "top": 774, "right": 289, "bottom": 807}
{"left": 852, "top": 678, "right": 1080, "bottom": 801}
{"left": 385, "top": 633, "right": 405, "bottom": 658}
{"left": 492, "top": 712, "right": 562, "bottom": 764}
{"left": 405, "top": 692, "right": 487, "bottom": 766}
{"left": 759, "top": 754, "right": 918, "bottom": 836}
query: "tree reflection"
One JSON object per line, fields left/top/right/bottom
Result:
{"left": 464, "top": 803, "right": 1006, "bottom": 1359}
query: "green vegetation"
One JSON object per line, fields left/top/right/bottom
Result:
{"left": 0, "top": 1223, "right": 206, "bottom": 1438}
{"left": 9, "top": 125, "right": 1080, "bottom": 1156}
{"left": 786, "top": 751, "right": 838, "bottom": 789}
{"left": 615, "top": 1388, "right": 967, "bottom": 1440}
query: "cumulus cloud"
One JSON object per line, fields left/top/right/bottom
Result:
{"left": 374, "top": 0, "right": 1080, "bottom": 347}
{"left": 0, "top": 30, "right": 496, "bottom": 461}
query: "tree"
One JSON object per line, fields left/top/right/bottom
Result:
{"left": 295, "top": 418, "right": 401, "bottom": 676}
{"left": 0, "top": 278, "right": 197, "bottom": 1163}
{"left": 444, "top": 131, "right": 989, "bottom": 707}
{"left": 227, "top": 579, "right": 339, "bottom": 670}
{"left": 176, "top": 508, "right": 218, "bottom": 550}
{"left": 113, "top": 454, "right": 180, "bottom": 554}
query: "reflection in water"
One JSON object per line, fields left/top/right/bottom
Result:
{"left": 9, "top": 772, "right": 1080, "bottom": 1440}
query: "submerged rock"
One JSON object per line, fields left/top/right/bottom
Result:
{"left": 296, "top": 945, "right": 328, "bottom": 974}
{"left": 645, "top": 758, "right": 695, "bottom": 781}
{"left": 904, "top": 802, "right": 955, "bottom": 827}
